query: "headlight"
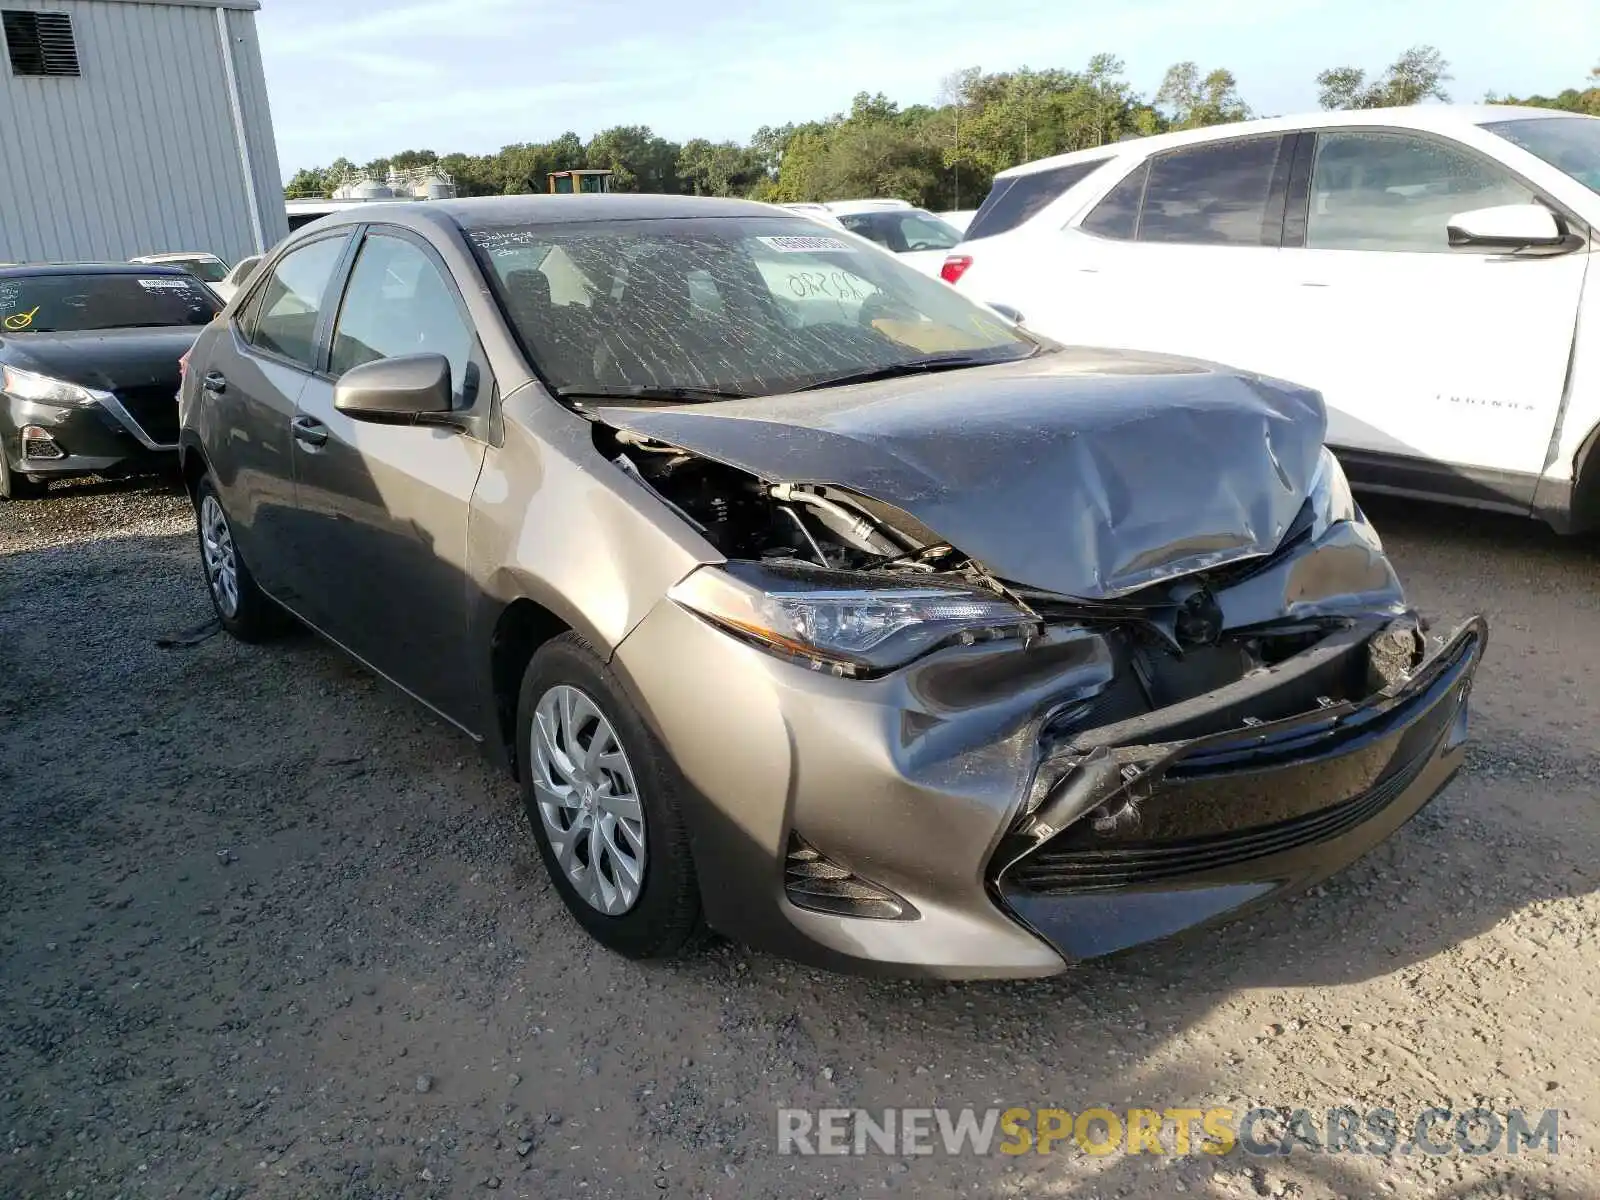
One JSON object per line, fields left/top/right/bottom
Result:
{"left": 1307, "top": 447, "right": 1359, "bottom": 539}
{"left": 667, "top": 561, "right": 1034, "bottom": 675}
{"left": 1, "top": 366, "right": 102, "bottom": 407}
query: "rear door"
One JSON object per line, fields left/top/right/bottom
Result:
{"left": 287, "top": 227, "right": 491, "bottom": 726}
{"left": 1058, "top": 132, "right": 1298, "bottom": 378}
{"left": 201, "top": 232, "right": 353, "bottom": 597}
{"left": 1278, "top": 128, "right": 1589, "bottom": 492}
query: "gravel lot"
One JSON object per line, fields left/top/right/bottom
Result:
{"left": 2, "top": 478, "right": 1597, "bottom": 1200}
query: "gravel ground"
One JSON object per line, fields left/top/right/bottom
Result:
{"left": 2, "top": 477, "right": 1597, "bottom": 1200}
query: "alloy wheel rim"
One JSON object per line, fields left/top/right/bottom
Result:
{"left": 529, "top": 684, "right": 647, "bottom": 916}
{"left": 199, "top": 495, "right": 240, "bottom": 618}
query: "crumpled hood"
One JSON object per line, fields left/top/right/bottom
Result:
{"left": 1, "top": 327, "right": 201, "bottom": 392}
{"left": 598, "top": 347, "right": 1327, "bottom": 600}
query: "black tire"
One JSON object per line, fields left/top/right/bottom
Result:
{"left": 0, "top": 453, "right": 47, "bottom": 500}
{"left": 516, "top": 632, "right": 702, "bottom": 959}
{"left": 192, "top": 474, "right": 287, "bottom": 642}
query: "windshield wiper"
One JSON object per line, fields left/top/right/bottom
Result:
{"left": 789, "top": 346, "right": 1042, "bottom": 393}
{"left": 553, "top": 384, "right": 754, "bottom": 404}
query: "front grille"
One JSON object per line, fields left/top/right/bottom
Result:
{"left": 115, "top": 384, "right": 181, "bottom": 445}
{"left": 1007, "top": 746, "right": 1433, "bottom": 894}
{"left": 784, "top": 834, "right": 917, "bottom": 920}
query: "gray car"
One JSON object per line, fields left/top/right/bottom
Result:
{"left": 177, "top": 195, "right": 1486, "bottom": 979}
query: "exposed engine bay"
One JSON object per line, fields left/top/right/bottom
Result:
{"left": 596, "top": 422, "right": 1424, "bottom": 739}
{"left": 606, "top": 426, "right": 971, "bottom": 576}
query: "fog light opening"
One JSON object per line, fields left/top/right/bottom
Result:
{"left": 20, "top": 426, "right": 65, "bottom": 461}
{"left": 784, "top": 833, "right": 918, "bottom": 921}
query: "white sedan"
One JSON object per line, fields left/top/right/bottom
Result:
{"left": 780, "top": 199, "right": 966, "bottom": 276}
{"left": 944, "top": 105, "right": 1600, "bottom": 533}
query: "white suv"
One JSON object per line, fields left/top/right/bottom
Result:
{"left": 782, "top": 200, "right": 966, "bottom": 276}
{"left": 945, "top": 106, "right": 1600, "bottom": 533}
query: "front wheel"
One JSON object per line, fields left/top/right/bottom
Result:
{"left": 193, "top": 475, "right": 286, "bottom": 642}
{"left": 516, "top": 633, "right": 702, "bottom": 959}
{"left": 0, "top": 454, "right": 47, "bottom": 500}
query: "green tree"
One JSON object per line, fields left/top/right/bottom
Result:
{"left": 1156, "top": 62, "right": 1251, "bottom": 128}
{"left": 283, "top": 167, "right": 329, "bottom": 199}
{"left": 1317, "top": 45, "right": 1451, "bottom": 109}
{"left": 389, "top": 149, "right": 440, "bottom": 172}
{"left": 585, "top": 125, "right": 681, "bottom": 193}
{"left": 1488, "top": 61, "right": 1600, "bottom": 114}
{"left": 286, "top": 50, "right": 1596, "bottom": 212}
{"left": 677, "top": 139, "right": 763, "bottom": 196}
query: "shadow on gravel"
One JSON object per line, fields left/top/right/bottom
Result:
{"left": 1359, "top": 492, "right": 1600, "bottom": 563}
{"left": 29, "top": 470, "right": 186, "bottom": 502}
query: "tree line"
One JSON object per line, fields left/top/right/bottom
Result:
{"left": 283, "top": 48, "right": 1599, "bottom": 212}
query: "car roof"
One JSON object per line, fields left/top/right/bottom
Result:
{"left": 305, "top": 193, "right": 789, "bottom": 234}
{"left": 0, "top": 262, "right": 196, "bottom": 278}
{"left": 994, "top": 104, "right": 1596, "bottom": 181}
{"left": 816, "top": 199, "right": 916, "bottom": 215}
{"left": 132, "top": 252, "right": 222, "bottom": 261}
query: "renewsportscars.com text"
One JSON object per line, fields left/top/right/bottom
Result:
{"left": 776, "top": 1106, "right": 1561, "bottom": 1158}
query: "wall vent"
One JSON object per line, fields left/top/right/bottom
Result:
{"left": 3, "top": 11, "right": 81, "bottom": 78}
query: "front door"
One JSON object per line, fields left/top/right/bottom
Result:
{"left": 288, "top": 229, "right": 490, "bottom": 727}
{"left": 1280, "top": 128, "right": 1589, "bottom": 487}
{"left": 207, "top": 232, "right": 352, "bottom": 597}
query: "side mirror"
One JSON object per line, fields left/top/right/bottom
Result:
{"left": 987, "top": 302, "right": 1025, "bottom": 325}
{"left": 1447, "top": 204, "right": 1570, "bottom": 252}
{"left": 334, "top": 354, "right": 454, "bottom": 424}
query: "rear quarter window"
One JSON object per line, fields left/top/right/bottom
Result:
{"left": 965, "top": 159, "right": 1113, "bottom": 241}
{"left": 1080, "top": 161, "right": 1150, "bottom": 240}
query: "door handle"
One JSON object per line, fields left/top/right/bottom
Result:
{"left": 291, "top": 416, "right": 328, "bottom": 448}
{"left": 203, "top": 371, "right": 227, "bottom": 394}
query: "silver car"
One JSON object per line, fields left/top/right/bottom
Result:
{"left": 177, "top": 195, "right": 1485, "bottom": 979}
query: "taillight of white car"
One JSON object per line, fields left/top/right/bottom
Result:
{"left": 940, "top": 255, "right": 972, "bottom": 285}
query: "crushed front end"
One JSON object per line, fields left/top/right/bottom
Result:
{"left": 993, "top": 612, "right": 1484, "bottom": 959}
{"left": 595, "top": 375, "right": 1488, "bottom": 975}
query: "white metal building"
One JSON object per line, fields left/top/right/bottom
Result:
{"left": 0, "top": 0, "right": 286, "bottom": 265}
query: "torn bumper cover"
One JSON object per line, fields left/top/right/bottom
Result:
{"left": 992, "top": 616, "right": 1486, "bottom": 960}
{"left": 616, "top": 589, "right": 1485, "bottom": 979}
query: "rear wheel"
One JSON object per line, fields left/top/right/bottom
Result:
{"left": 193, "top": 475, "right": 286, "bottom": 642}
{"left": 516, "top": 633, "right": 702, "bottom": 959}
{"left": 0, "top": 454, "right": 47, "bottom": 500}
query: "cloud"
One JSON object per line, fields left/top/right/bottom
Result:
{"left": 263, "top": 0, "right": 576, "bottom": 56}
{"left": 260, "top": 0, "right": 1600, "bottom": 171}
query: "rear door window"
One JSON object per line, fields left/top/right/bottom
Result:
{"left": 965, "top": 159, "right": 1111, "bottom": 241}
{"left": 244, "top": 236, "right": 349, "bottom": 369}
{"left": 1137, "top": 135, "right": 1291, "bottom": 246}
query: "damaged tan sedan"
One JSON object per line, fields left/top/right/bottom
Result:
{"left": 177, "top": 195, "right": 1486, "bottom": 979}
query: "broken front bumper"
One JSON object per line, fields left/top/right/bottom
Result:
{"left": 992, "top": 617, "right": 1486, "bottom": 959}
{"left": 612, "top": 593, "right": 1485, "bottom": 980}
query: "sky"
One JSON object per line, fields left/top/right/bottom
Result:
{"left": 256, "top": 0, "right": 1600, "bottom": 178}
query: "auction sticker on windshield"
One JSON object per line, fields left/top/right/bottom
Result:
{"left": 138, "top": 278, "right": 193, "bottom": 291}
{"left": 756, "top": 235, "right": 858, "bottom": 254}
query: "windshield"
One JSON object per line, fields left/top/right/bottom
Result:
{"left": 0, "top": 273, "right": 220, "bottom": 333}
{"left": 467, "top": 216, "right": 1034, "bottom": 398}
{"left": 1481, "top": 116, "right": 1600, "bottom": 194}
{"left": 836, "top": 209, "right": 964, "bottom": 253}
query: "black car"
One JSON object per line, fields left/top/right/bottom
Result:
{"left": 1, "top": 264, "right": 220, "bottom": 499}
